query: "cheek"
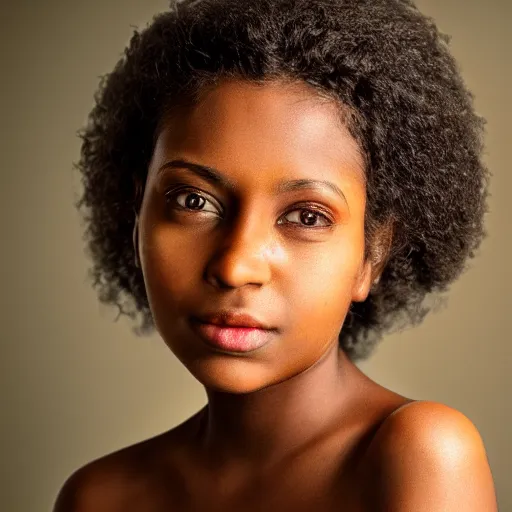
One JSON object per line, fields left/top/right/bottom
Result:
{"left": 139, "top": 223, "right": 202, "bottom": 310}
{"left": 288, "top": 230, "right": 365, "bottom": 333}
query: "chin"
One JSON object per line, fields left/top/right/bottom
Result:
{"left": 184, "top": 356, "right": 280, "bottom": 394}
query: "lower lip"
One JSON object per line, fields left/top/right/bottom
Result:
{"left": 190, "top": 319, "right": 275, "bottom": 353}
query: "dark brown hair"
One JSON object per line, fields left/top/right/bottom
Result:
{"left": 76, "top": 0, "right": 489, "bottom": 361}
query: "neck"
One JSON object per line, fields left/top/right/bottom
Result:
{"left": 195, "top": 344, "right": 361, "bottom": 470}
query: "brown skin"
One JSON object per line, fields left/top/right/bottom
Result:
{"left": 54, "top": 79, "right": 497, "bottom": 511}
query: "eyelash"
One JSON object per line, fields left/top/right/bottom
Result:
{"left": 164, "top": 186, "right": 334, "bottom": 229}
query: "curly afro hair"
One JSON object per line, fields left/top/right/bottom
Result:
{"left": 75, "top": 0, "right": 489, "bottom": 362}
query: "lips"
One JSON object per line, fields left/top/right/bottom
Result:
{"left": 190, "top": 320, "right": 276, "bottom": 353}
{"left": 193, "top": 310, "right": 274, "bottom": 330}
{"left": 190, "top": 310, "right": 277, "bottom": 353}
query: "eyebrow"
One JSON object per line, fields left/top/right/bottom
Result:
{"left": 157, "top": 159, "right": 348, "bottom": 204}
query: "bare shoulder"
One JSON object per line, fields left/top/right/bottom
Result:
{"left": 361, "top": 400, "right": 498, "bottom": 511}
{"left": 53, "top": 453, "right": 130, "bottom": 512}
{"left": 53, "top": 414, "right": 201, "bottom": 512}
{"left": 52, "top": 432, "right": 169, "bottom": 512}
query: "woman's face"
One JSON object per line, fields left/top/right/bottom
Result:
{"left": 137, "top": 79, "right": 372, "bottom": 393}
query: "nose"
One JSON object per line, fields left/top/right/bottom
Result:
{"left": 204, "top": 208, "right": 274, "bottom": 290}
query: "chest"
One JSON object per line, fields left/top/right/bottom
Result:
{"left": 174, "top": 472, "right": 366, "bottom": 512}
{"left": 132, "top": 438, "right": 370, "bottom": 512}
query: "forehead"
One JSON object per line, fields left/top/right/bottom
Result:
{"left": 151, "top": 79, "right": 365, "bottom": 186}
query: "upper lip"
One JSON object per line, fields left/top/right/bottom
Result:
{"left": 193, "top": 310, "right": 273, "bottom": 330}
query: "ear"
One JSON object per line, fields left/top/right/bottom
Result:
{"left": 132, "top": 177, "right": 144, "bottom": 269}
{"left": 352, "top": 217, "right": 394, "bottom": 303}
{"left": 132, "top": 214, "right": 141, "bottom": 269}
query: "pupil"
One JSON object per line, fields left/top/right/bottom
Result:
{"left": 301, "top": 211, "right": 317, "bottom": 225}
{"left": 186, "top": 193, "right": 204, "bottom": 210}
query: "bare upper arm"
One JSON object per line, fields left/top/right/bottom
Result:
{"left": 361, "top": 401, "right": 498, "bottom": 511}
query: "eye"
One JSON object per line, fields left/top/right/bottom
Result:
{"left": 165, "top": 187, "right": 219, "bottom": 215}
{"left": 278, "top": 205, "right": 333, "bottom": 229}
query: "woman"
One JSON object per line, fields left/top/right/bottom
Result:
{"left": 55, "top": 0, "right": 497, "bottom": 509}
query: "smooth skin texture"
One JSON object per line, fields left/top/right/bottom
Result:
{"left": 54, "top": 80, "right": 497, "bottom": 511}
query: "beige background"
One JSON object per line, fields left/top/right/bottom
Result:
{"left": 1, "top": 1, "right": 509, "bottom": 511}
